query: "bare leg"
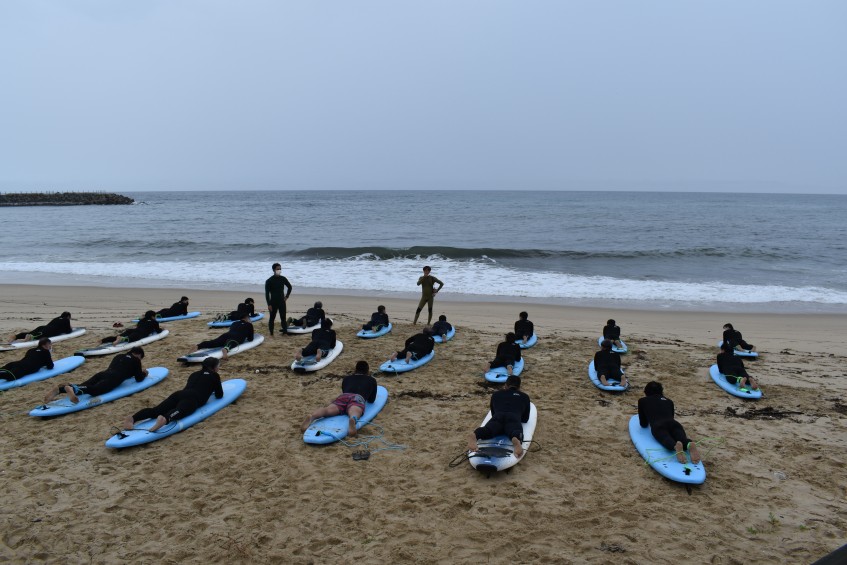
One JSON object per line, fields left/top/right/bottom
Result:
{"left": 390, "top": 352, "right": 398, "bottom": 361}
{"left": 467, "top": 432, "right": 479, "bottom": 453}
{"left": 65, "top": 385, "right": 79, "bottom": 404}
{"left": 599, "top": 374, "right": 610, "bottom": 386}
{"left": 506, "top": 364, "right": 513, "bottom": 377}
{"left": 674, "top": 441, "right": 687, "bottom": 464}
{"left": 347, "top": 406, "right": 364, "bottom": 437}
{"left": 688, "top": 441, "right": 701, "bottom": 464}
{"left": 301, "top": 404, "right": 342, "bottom": 432}
{"left": 511, "top": 436, "right": 524, "bottom": 458}
{"left": 749, "top": 376, "right": 759, "bottom": 390}
{"left": 221, "top": 347, "right": 229, "bottom": 360}
{"left": 44, "top": 385, "right": 60, "bottom": 403}
{"left": 405, "top": 352, "right": 412, "bottom": 364}
{"left": 148, "top": 415, "right": 168, "bottom": 432}
{"left": 315, "top": 349, "right": 323, "bottom": 362}
{"left": 122, "top": 415, "right": 135, "bottom": 430}
{"left": 295, "top": 351, "right": 302, "bottom": 362}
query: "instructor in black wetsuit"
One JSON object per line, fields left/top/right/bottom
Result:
{"left": 637, "top": 381, "right": 701, "bottom": 464}
{"left": 11, "top": 312, "right": 73, "bottom": 342}
{"left": 301, "top": 360, "right": 377, "bottom": 438}
{"left": 122, "top": 356, "right": 223, "bottom": 432}
{"left": 467, "top": 375, "right": 531, "bottom": 457}
{"left": 265, "top": 262, "right": 292, "bottom": 336}
{"left": 44, "top": 347, "right": 147, "bottom": 404}
{"left": 0, "top": 338, "right": 54, "bottom": 381}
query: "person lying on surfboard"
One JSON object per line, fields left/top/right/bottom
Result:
{"left": 390, "top": 328, "right": 435, "bottom": 364}
{"left": 467, "top": 375, "right": 531, "bottom": 458}
{"left": 101, "top": 311, "right": 161, "bottom": 347}
{"left": 122, "top": 356, "right": 223, "bottom": 432}
{"left": 485, "top": 333, "right": 521, "bottom": 377}
{"left": 1, "top": 338, "right": 53, "bottom": 381}
{"left": 362, "top": 305, "right": 389, "bottom": 332}
{"left": 301, "top": 360, "right": 377, "bottom": 438}
{"left": 717, "top": 342, "right": 759, "bottom": 391}
{"left": 9, "top": 311, "right": 73, "bottom": 343}
{"left": 295, "top": 318, "right": 337, "bottom": 363}
{"left": 722, "top": 323, "right": 756, "bottom": 353}
{"left": 514, "top": 312, "right": 534, "bottom": 345}
{"left": 288, "top": 301, "right": 326, "bottom": 329}
{"left": 196, "top": 311, "right": 254, "bottom": 360}
{"left": 155, "top": 296, "right": 189, "bottom": 319}
{"left": 637, "top": 381, "right": 701, "bottom": 464}
{"left": 594, "top": 340, "right": 626, "bottom": 387}
{"left": 214, "top": 298, "right": 255, "bottom": 322}
{"left": 44, "top": 347, "right": 147, "bottom": 404}
{"left": 602, "top": 319, "right": 623, "bottom": 350}
{"left": 431, "top": 315, "right": 453, "bottom": 342}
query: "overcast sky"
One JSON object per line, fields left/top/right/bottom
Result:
{"left": 1, "top": 1, "right": 845, "bottom": 193}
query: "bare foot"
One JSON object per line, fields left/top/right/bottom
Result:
{"left": 390, "top": 354, "right": 398, "bottom": 361}
{"left": 148, "top": 415, "right": 168, "bottom": 432}
{"left": 674, "top": 441, "right": 687, "bottom": 463}
{"left": 599, "top": 376, "right": 609, "bottom": 386}
{"left": 688, "top": 441, "right": 701, "bottom": 464}
{"left": 467, "top": 433, "right": 478, "bottom": 453}
{"left": 301, "top": 415, "right": 314, "bottom": 432}
{"left": 65, "top": 385, "right": 79, "bottom": 404}
{"left": 122, "top": 416, "right": 135, "bottom": 430}
{"left": 315, "top": 351, "right": 323, "bottom": 362}
{"left": 221, "top": 348, "right": 229, "bottom": 360}
{"left": 348, "top": 416, "right": 357, "bottom": 437}
{"left": 512, "top": 436, "right": 524, "bottom": 458}
{"left": 295, "top": 353, "right": 302, "bottom": 362}
{"left": 44, "top": 385, "right": 60, "bottom": 404}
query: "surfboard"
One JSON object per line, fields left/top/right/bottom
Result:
{"left": 357, "top": 322, "right": 392, "bottom": 339}
{"left": 598, "top": 336, "right": 628, "bottom": 354}
{"left": 709, "top": 364, "right": 763, "bottom": 399}
{"left": 287, "top": 318, "right": 332, "bottom": 335}
{"left": 177, "top": 334, "right": 265, "bottom": 363}
{"left": 75, "top": 330, "right": 170, "bottom": 357}
{"left": 0, "top": 328, "right": 87, "bottom": 351}
{"left": 717, "top": 341, "right": 758, "bottom": 358}
{"left": 29, "top": 367, "right": 169, "bottom": 417}
{"left": 104, "top": 378, "right": 247, "bottom": 448}
{"left": 628, "top": 414, "right": 706, "bottom": 485}
{"left": 433, "top": 326, "right": 456, "bottom": 343}
{"left": 0, "top": 355, "right": 86, "bottom": 392}
{"left": 379, "top": 350, "right": 435, "bottom": 373}
{"left": 484, "top": 357, "right": 525, "bottom": 383}
{"left": 516, "top": 333, "right": 537, "bottom": 349}
{"left": 588, "top": 360, "right": 628, "bottom": 392}
{"left": 207, "top": 313, "right": 264, "bottom": 328}
{"left": 132, "top": 312, "right": 201, "bottom": 323}
{"left": 303, "top": 385, "right": 389, "bottom": 444}
{"left": 291, "top": 341, "right": 344, "bottom": 373}
{"left": 469, "top": 403, "right": 537, "bottom": 474}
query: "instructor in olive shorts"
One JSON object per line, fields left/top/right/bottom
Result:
{"left": 413, "top": 265, "right": 444, "bottom": 325}
{"left": 265, "top": 262, "right": 293, "bottom": 336}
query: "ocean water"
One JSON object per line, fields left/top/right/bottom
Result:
{"left": 1, "top": 190, "right": 845, "bottom": 313}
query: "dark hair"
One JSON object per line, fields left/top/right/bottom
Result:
{"left": 607, "top": 319, "right": 616, "bottom": 326}
{"left": 355, "top": 360, "right": 370, "bottom": 374}
{"left": 321, "top": 318, "right": 333, "bottom": 329}
{"left": 600, "top": 339, "right": 612, "bottom": 350}
{"left": 438, "top": 314, "right": 447, "bottom": 322}
{"left": 272, "top": 263, "right": 281, "bottom": 270}
{"left": 644, "top": 381, "right": 663, "bottom": 397}
{"left": 245, "top": 298, "right": 254, "bottom": 304}
{"left": 144, "top": 310, "right": 156, "bottom": 320}
{"left": 38, "top": 337, "right": 51, "bottom": 347}
{"left": 202, "top": 357, "right": 220, "bottom": 370}
{"left": 519, "top": 311, "right": 528, "bottom": 320}
{"left": 423, "top": 266, "right": 431, "bottom": 272}
{"left": 723, "top": 323, "right": 734, "bottom": 330}
{"left": 315, "top": 301, "right": 322, "bottom": 309}
{"left": 377, "top": 305, "right": 385, "bottom": 313}
{"left": 181, "top": 296, "right": 189, "bottom": 302}
{"left": 506, "top": 332, "right": 517, "bottom": 343}
{"left": 505, "top": 375, "right": 521, "bottom": 389}
{"left": 422, "top": 326, "right": 434, "bottom": 336}
{"left": 241, "top": 310, "right": 251, "bottom": 319}
{"left": 61, "top": 311, "right": 72, "bottom": 319}
{"left": 130, "top": 346, "right": 145, "bottom": 359}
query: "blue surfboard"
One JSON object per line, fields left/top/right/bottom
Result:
{"left": 379, "top": 350, "right": 435, "bottom": 373}
{"left": 709, "top": 364, "right": 762, "bottom": 399}
{"left": 133, "top": 312, "right": 201, "bottom": 323}
{"left": 357, "top": 322, "right": 392, "bottom": 339}
{"left": 588, "top": 360, "right": 627, "bottom": 392}
{"left": 207, "top": 313, "right": 264, "bottom": 327}
{"left": 29, "top": 367, "right": 169, "bottom": 417}
{"left": 516, "top": 333, "right": 537, "bottom": 349}
{"left": 598, "top": 336, "right": 627, "bottom": 354}
{"left": 484, "top": 357, "right": 525, "bottom": 383}
{"left": 303, "top": 386, "right": 389, "bottom": 444}
{"left": 0, "top": 356, "right": 86, "bottom": 392}
{"left": 628, "top": 414, "right": 706, "bottom": 485}
{"left": 105, "top": 379, "right": 247, "bottom": 448}
{"left": 717, "top": 341, "right": 758, "bottom": 358}
{"left": 433, "top": 326, "right": 456, "bottom": 343}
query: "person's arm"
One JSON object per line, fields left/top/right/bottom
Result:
{"left": 44, "top": 350, "right": 55, "bottom": 370}
{"left": 283, "top": 277, "right": 292, "bottom": 300}
{"left": 433, "top": 276, "right": 443, "bottom": 292}
{"left": 638, "top": 398, "right": 648, "bottom": 428}
{"left": 417, "top": 276, "right": 424, "bottom": 286}
{"left": 246, "top": 323, "right": 254, "bottom": 342}
{"left": 265, "top": 279, "right": 272, "bottom": 306}
{"left": 133, "top": 358, "right": 146, "bottom": 382}
{"left": 329, "top": 330, "right": 337, "bottom": 349}
{"left": 521, "top": 396, "right": 531, "bottom": 423}
{"left": 514, "top": 344, "right": 521, "bottom": 361}
{"left": 214, "top": 374, "right": 224, "bottom": 399}
{"left": 366, "top": 378, "right": 378, "bottom": 403}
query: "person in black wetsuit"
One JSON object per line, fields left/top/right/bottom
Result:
{"left": 603, "top": 319, "right": 623, "bottom": 349}
{"left": 467, "top": 375, "right": 531, "bottom": 457}
{"left": 295, "top": 318, "right": 336, "bottom": 363}
{"left": 265, "top": 262, "right": 292, "bottom": 336}
{"left": 214, "top": 298, "right": 256, "bottom": 322}
{"left": 431, "top": 315, "right": 453, "bottom": 341}
{"left": 722, "top": 323, "right": 756, "bottom": 353}
{"left": 122, "top": 356, "right": 223, "bottom": 432}
{"left": 362, "top": 305, "right": 389, "bottom": 332}
{"left": 44, "top": 347, "right": 147, "bottom": 404}
{"left": 289, "top": 301, "right": 326, "bottom": 328}
{"left": 156, "top": 296, "right": 189, "bottom": 319}
{"left": 197, "top": 312, "right": 254, "bottom": 360}
{"left": 11, "top": 312, "right": 73, "bottom": 342}
{"left": 717, "top": 342, "right": 759, "bottom": 390}
{"left": 102, "top": 310, "right": 161, "bottom": 347}
{"left": 0, "top": 338, "right": 54, "bottom": 381}
{"left": 486, "top": 332, "right": 522, "bottom": 376}
{"left": 301, "top": 360, "right": 377, "bottom": 437}
{"left": 390, "top": 328, "right": 435, "bottom": 363}
{"left": 637, "top": 381, "right": 701, "bottom": 464}
{"left": 413, "top": 265, "right": 444, "bottom": 325}
{"left": 594, "top": 339, "right": 626, "bottom": 387}
{"left": 514, "top": 311, "right": 534, "bottom": 345}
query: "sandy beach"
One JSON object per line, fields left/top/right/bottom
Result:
{"left": 0, "top": 283, "right": 845, "bottom": 564}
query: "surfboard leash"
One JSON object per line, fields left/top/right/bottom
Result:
{"left": 643, "top": 436, "right": 725, "bottom": 466}
{"left": 335, "top": 422, "right": 407, "bottom": 457}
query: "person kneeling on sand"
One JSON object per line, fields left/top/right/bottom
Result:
{"left": 467, "top": 375, "right": 531, "bottom": 458}
{"left": 45, "top": 347, "right": 147, "bottom": 404}
{"left": 390, "top": 327, "right": 435, "bottom": 364}
{"left": 637, "top": 381, "right": 701, "bottom": 464}
{"left": 295, "top": 318, "right": 336, "bottom": 363}
{"left": 301, "top": 360, "right": 377, "bottom": 438}
{"left": 122, "top": 356, "right": 223, "bottom": 432}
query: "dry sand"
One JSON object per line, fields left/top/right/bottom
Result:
{"left": 0, "top": 284, "right": 845, "bottom": 564}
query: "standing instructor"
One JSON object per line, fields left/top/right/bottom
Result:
{"left": 413, "top": 265, "right": 444, "bottom": 325}
{"left": 265, "top": 262, "right": 293, "bottom": 336}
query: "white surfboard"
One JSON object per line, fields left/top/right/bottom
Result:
{"left": 469, "top": 403, "right": 537, "bottom": 475}
{"left": 291, "top": 341, "right": 344, "bottom": 373}
{"left": 287, "top": 318, "right": 332, "bottom": 335}
{"left": 0, "top": 328, "right": 87, "bottom": 351}
{"left": 178, "top": 334, "right": 265, "bottom": 363}
{"left": 75, "top": 330, "right": 169, "bottom": 357}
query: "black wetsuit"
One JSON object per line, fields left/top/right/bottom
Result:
{"left": 227, "top": 302, "right": 256, "bottom": 321}
{"left": 397, "top": 333, "right": 435, "bottom": 360}
{"left": 717, "top": 351, "right": 749, "bottom": 383}
{"left": 15, "top": 316, "right": 72, "bottom": 340}
{"left": 265, "top": 274, "right": 292, "bottom": 335}
{"left": 132, "top": 368, "right": 223, "bottom": 424}
{"left": 362, "top": 312, "right": 390, "bottom": 331}
{"left": 0, "top": 347, "right": 54, "bottom": 381}
{"left": 102, "top": 318, "right": 161, "bottom": 344}
{"left": 341, "top": 373, "right": 378, "bottom": 403}
{"left": 157, "top": 301, "right": 188, "bottom": 318}
{"left": 474, "top": 387, "right": 531, "bottom": 442}
{"left": 723, "top": 329, "right": 754, "bottom": 351}
{"left": 198, "top": 320, "right": 254, "bottom": 350}
{"left": 594, "top": 349, "right": 622, "bottom": 379}
{"left": 61, "top": 353, "right": 144, "bottom": 397}
{"left": 431, "top": 320, "right": 452, "bottom": 336}
{"left": 294, "top": 307, "right": 325, "bottom": 328}
{"left": 302, "top": 328, "right": 336, "bottom": 357}
{"left": 638, "top": 395, "right": 692, "bottom": 451}
{"left": 490, "top": 341, "right": 521, "bottom": 369}
{"left": 603, "top": 324, "right": 621, "bottom": 341}
{"left": 514, "top": 319, "right": 534, "bottom": 340}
